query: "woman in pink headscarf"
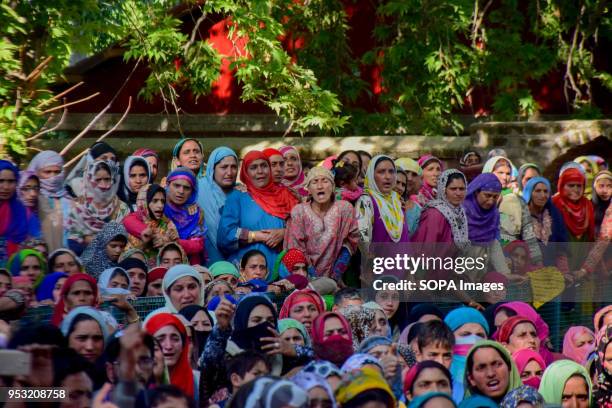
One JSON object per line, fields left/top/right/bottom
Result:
{"left": 280, "top": 146, "right": 308, "bottom": 197}
{"left": 562, "top": 326, "right": 596, "bottom": 365}
{"left": 512, "top": 348, "right": 547, "bottom": 389}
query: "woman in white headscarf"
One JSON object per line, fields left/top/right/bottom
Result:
{"left": 27, "top": 151, "right": 72, "bottom": 252}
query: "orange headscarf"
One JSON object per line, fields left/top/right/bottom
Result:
{"left": 551, "top": 168, "right": 595, "bottom": 240}
{"left": 144, "top": 313, "right": 194, "bottom": 398}
{"left": 240, "top": 151, "right": 299, "bottom": 219}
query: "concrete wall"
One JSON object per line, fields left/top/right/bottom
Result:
{"left": 37, "top": 114, "right": 612, "bottom": 169}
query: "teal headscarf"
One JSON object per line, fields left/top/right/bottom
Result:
{"left": 278, "top": 318, "right": 311, "bottom": 347}
{"left": 171, "top": 138, "right": 205, "bottom": 177}
{"left": 458, "top": 395, "right": 497, "bottom": 408}
{"left": 409, "top": 392, "right": 456, "bottom": 408}
{"left": 209, "top": 261, "right": 241, "bottom": 279}
{"left": 198, "top": 146, "right": 238, "bottom": 249}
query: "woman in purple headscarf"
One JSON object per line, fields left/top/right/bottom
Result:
{"left": 462, "top": 173, "right": 512, "bottom": 282}
{"left": 0, "top": 160, "right": 29, "bottom": 264}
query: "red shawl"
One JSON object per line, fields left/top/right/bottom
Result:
{"left": 552, "top": 168, "right": 595, "bottom": 240}
{"left": 144, "top": 313, "right": 194, "bottom": 398}
{"left": 51, "top": 273, "right": 99, "bottom": 326}
{"left": 310, "top": 311, "right": 353, "bottom": 345}
{"left": 240, "top": 151, "right": 299, "bottom": 219}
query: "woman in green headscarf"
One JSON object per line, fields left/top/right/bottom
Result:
{"left": 464, "top": 340, "right": 522, "bottom": 404}
{"left": 574, "top": 156, "right": 600, "bottom": 199}
{"left": 7, "top": 249, "right": 47, "bottom": 288}
{"left": 538, "top": 359, "right": 591, "bottom": 407}
{"left": 483, "top": 156, "right": 543, "bottom": 265}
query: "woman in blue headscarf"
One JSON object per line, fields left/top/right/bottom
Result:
{"left": 0, "top": 160, "right": 29, "bottom": 264}
{"left": 198, "top": 147, "right": 239, "bottom": 264}
{"left": 164, "top": 167, "right": 207, "bottom": 265}
{"left": 36, "top": 272, "right": 68, "bottom": 305}
{"left": 409, "top": 392, "right": 457, "bottom": 408}
{"left": 522, "top": 177, "right": 570, "bottom": 275}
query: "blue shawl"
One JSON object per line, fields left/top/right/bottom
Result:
{"left": 164, "top": 168, "right": 205, "bottom": 239}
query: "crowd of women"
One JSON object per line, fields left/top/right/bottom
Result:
{"left": 0, "top": 139, "right": 610, "bottom": 407}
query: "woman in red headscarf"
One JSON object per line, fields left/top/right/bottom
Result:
{"left": 279, "top": 288, "right": 326, "bottom": 332}
{"left": 144, "top": 312, "right": 196, "bottom": 400}
{"left": 310, "top": 312, "right": 354, "bottom": 366}
{"left": 51, "top": 273, "right": 98, "bottom": 326}
{"left": 218, "top": 151, "right": 299, "bottom": 282}
{"left": 552, "top": 167, "right": 601, "bottom": 280}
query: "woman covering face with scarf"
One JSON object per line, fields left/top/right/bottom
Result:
{"left": 311, "top": 311, "right": 354, "bottom": 367}
{"left": 27, "top": 151, "right": 71, "bottom": 253}
{"left": 65, "top": 160, "right": 129, "bottom": 253}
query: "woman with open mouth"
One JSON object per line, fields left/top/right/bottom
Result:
{"left": 218, "top": 151, "right": 299, "bottom": 281}
{"left": 463, "top": 340, "right": 522, "bottom": 405}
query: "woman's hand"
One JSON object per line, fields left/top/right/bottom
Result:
{"left": 215, "top": 298, "right": 236, "bottom": 331}
{"left": 262, "top": 228, "right": 284, "bottom": 248}
{"left": 260, "top": 327, "right": 296, "bottom": 357}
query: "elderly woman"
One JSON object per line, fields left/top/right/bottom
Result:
{"left": 284, "top": 166, "right": 359, "bottom": 280}
{"left": 27, "top": 151, "right": 72, "bottom": 252}
{"left": 218, "top": 151, "right": 299, "bottom": 278}
{"left": 483, "top": 156, "right": 543, "bottom": 265}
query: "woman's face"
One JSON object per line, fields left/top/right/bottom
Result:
{"left": 505, "top": 322, "right": 540, "bottom": 353}
{"left": 281, "top": 328, "right": 305, "bottom": 346}
{"left": 563, "top": 181, "right": 584, "bottom": 202}
{"left": 467, "top": 347, "right": 510, "bottom": 399}
{"left": 147, "top": 278, "right": 163, "bottom": 296}
{"left": 579, "top": 160, "right": 593, "bottom": 175}
{"left": 109, "top": 273, "right": 129, "bottom": 290}
{"left": 247, "top": 159, "right": 271, "bottom": 188}
{"left": 207, "top": 283, "right": 232, "bottom": 302}
{"left": 268, "top": 154, "right": 285, "bottom": 184}
{"left": 283, "top": 151, "right": 301, "bottom": 179}
{"left": 0, "top": 273, "right": 12, "bottom": 297}
{"left": 178, "top": 140, "right": 203, "bottom": 173}
{"left": 494, "top": 309, "right": 511, "bottom": 331}
{"left": 422, "top": 162, "right": 441, "bottom": 188}
{"left": 191, "top": 310, "right": 213, "bottom": 332}
{"left": 445, "top": 178, "right": 466, "bottom": 207}
{"left": 93, "top": 168, "right": 112, "bottom": 192}
{"left": 308, "top": 386, "right": 332, "bottom": 408}
{"left": 106, "top": 239, "right": 126, "bottom": 262}
{"left": 127, "top": 268, "right": 147, "bottom": 297}
{"left": 373, "top": 160, "right": 396, "bottom": 195}
{"left": 128, "top": 164, "right": 148, "bottom": 193}
{"left": 289, "top": 301, "right": 320, "bottom": 330}
{"left": 375, "top": 290, "right": 399, "bottom": 319}
{"left": 464, "top": 154, "right": 480, "bottom": 166}
{"left": 144, "top": 156, "right": 158, "bottom": 180}
{"left": 241, "top": 254, "right": 267, "bottom": 280}
{"left": 409, "top": 367, "right": 452, "bottom": 399}
{"left": 247, "top": 304, "right": 275, "bottom": 328}
{"left": 217, "top": 274, "right": 239, "bottom": 288}
{"left": 168, "top": 276, "right": 201, "bottom": 311}
{"left": 0, "top": 169, "right": 17, "bottom": 200}
{"left": 493, "top": 162, "right": 511, "bottom": 188}
{"left": 521, "top": 168, "right": 539, "bottom": 189}
{"left": 423, "top": 397, "right": 455, "bottom": 408}
{"left": 167, "top": 178, "right": 193, "bottom": 206}
{"left": 370, "top": 310, "right": 389, "bottom": 337}
{"left": 405, "top": 171, "right": 421, "bottom": 194}
{"left": 154, "top": 325, "right": 183, "bottom": 368}
{"left": 20, "top": 255, "right": 43, "bottom": 282}
{"left": 322, "top": 316, "right": 349, "bottom": 341}
{"left": 455, "top": 323, "right": 487, "bottom": 339}
{"left": 149, "top": 191, "right": 165, "bottom": 220}
{"left": 510, "top": 247, "right": 528, "bottom": 272}
{"left": 65, "top": 280, "right": 95, "bottom": 310}
{"left": 394, "top": 172, "right": 407, "bottom": 197}
{"left": 20, "top": 177, "right": 40, "bottom": 207}
{"left": 214, "top": 156, "right": 238, "bottom": 189}
{"left": 53, "top": 277, "right": 67, "bottom": 303}
{"left": 37, "top": 165, "right": 62, "bottom": 180}
{"left": 476, "top": 190, "right": 500, "bottom": 210}
{"left": 161, "top": 249, "right": 182, "bottom": 268}
{"left": 341, "top": 152, "right": 361, "bottom": 170}
{"left": 520, "top": 359, "right": 543, "bottom": 382}
{"left": 53, "top": 253, "right": 81, "bottom": 275}
{"left": 561, "top": 375, "right": 589, "bottom": 408}
{"left": 530, "top": 182, "right": 549, "bottom": 208}
{"left": 595, "top": 177, "right": 612, "bottom": 201}
{"left": 69, "top": 319, "right": 104, "bottom": 363}
{"left": 308, "top": 175, "right": 333, "bottom": 204}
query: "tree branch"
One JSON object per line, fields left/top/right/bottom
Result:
{"left": 26, "top": 108, "right": 68, "bottom": 141}
{"left": 41, "top": 92, "right": 100, "bottom": 114}
{"left": 37, "top": 81, "right": 84, "bottom": 109}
